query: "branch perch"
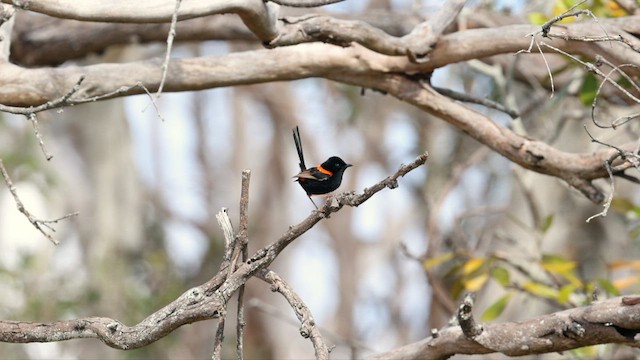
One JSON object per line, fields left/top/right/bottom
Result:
{"left": 0, "top": 152, "right": 429, "bottom": 351}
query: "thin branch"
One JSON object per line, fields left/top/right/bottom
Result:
{"left": 236, "top": 169, "right": 251, "bottom": 360}
{"left": 258, "top": 269, "right": 330, "bottom": 360}
{"left": 216, "top": 208, "right": 235, "bottom": 262}
{"left": 433, "top": 86, "right": 519, "bottom": 119}
{"left": 211, "top": 317, "right": 227, "bottom": 360}
{"left": 0, "top": 75, "right": 86, "bottom": 115}
{"left": 248, "top": 298, "right": 374, "bottom": 353}
{"left": 28, "top": 113, "right": 53, "bottom": 161}
{"left": 540, "top": 0, "right": 588, "bottom": 37}
{"left": 156, "top": 0, "right": 181, "bottom": 98}
{"left": 212, "top": 207, "right": 235, "bottom": 360}
{"left": 0, "top": 158, "right": 78, "bottom": 245}
{"left": 267, "top": 0, "right": 344, "bottom": 7}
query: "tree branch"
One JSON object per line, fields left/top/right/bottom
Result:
{"left": 370, "top": 296, "right": 640, "bottom": 359}
{"left": 0, "top": 158, "right": 77, "bottom": 245}
{"left": 0, "top": 152, "right": 429, "bottom": 350}
{"left": 258, "top": 269, "right": 330, "bottom": 359}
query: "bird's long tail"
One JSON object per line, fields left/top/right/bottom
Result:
{"left": 293, "top": 126, "right": 306, "bottom": 172}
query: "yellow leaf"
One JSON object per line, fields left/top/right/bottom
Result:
{"left": 522, "top": 281, "right": 559, "bottom": 299}
{"left": 463, "top": 257, "right": 486, "bottom": 275}
{"left": 423, "top": 252, "right": 454, "bottom": 270}
{"left": 542, "top": 254, "right": 576, "bottom": 274}
{"left": 464, "top": 273, "right": 489, "bottom": 292}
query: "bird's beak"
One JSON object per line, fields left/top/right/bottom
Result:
{"left": 347, "top": 164, "right": 353, "bottom": 167}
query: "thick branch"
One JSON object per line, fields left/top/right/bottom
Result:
{"left": 330, "top": 73, "right": 636, "bottom": 203}
{"left": 370, "top": 296, "right": 640, "bottom": 359}
{"left": 3, "top": 16, "right": 640, "bottom": 106}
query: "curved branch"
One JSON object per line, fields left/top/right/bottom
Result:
{"left": 4, "top": 0, "right": 280, "bottom": 41}
{"left": 370, "top": 296, "right": 640, "bottom": 359}
{"left": 2, "top": 18, "right": 639, "bottom": 202}
{"left": 258, "top": 269, "right": 330, "bottom": 360}
{"left": 0, "top": 152, "right": 429, "bottom": 349}
{"left": 334, "top": 72, "right": 634, "bottom": 203}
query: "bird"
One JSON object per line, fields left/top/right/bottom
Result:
{"left": 292, "top": 126, "right": 352, "bottom": 209}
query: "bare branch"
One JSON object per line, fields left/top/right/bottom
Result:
{"left": 28, "top": 113, "right": 53, "bottom": 161}
{"left": 156, "top": 0, "right": 181, "bottom": 98}
{"left": 267, "top": 0, "right": 344, "bottom": 7}
{"left": 457, "top": 293, "right": 482, "bottom": 338}
{"left": 433, "top": 86, "right": 519, "bottom": 119}
{"left": 369, "top": 296, "right": 640, "bottom": 359}
{"left": 0, "top": 152, "right": 428, "bottom": 349}
{"left": 270, "top": 0, "right": 466, "bottom": 62}
{"left": 0, "top": 158, "right": 77, "bottom": 245}
{"left": 258, "top": 269, "right": 330, "bottom": 360}
{"left": 235, "top": 169, "right": 251, "bottom": 360}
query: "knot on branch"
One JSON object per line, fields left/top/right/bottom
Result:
{"left": 563, "top": 321, "right": 586, "bottom": 339}
{"left": 186, "top": 287, "right": 203, "bottom": 305}
{"left": 106, "top": 322, "right": 120, "bottom": 333}
{"left": 458, "top": 293, "right": 483, "bottom": 338}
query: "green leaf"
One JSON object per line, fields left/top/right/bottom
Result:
{"left": 596, "top": 278, "right": 620, "bottom": 296}
{"left": 528, "top": 12, "right": 548, "bottom": 25}
{"left": 611, "top": 197, "right": 635, "bottom": 213}
{"left": 558, "top": 284, "right": 577, "bottom": 304}
{"left": 491, "top": 267, "right": 510, "bottom": 287}
{"left": 578, "top": 73, "right": 598, "bottom": 106}
{"left": 539, "top": 214, "right": 554, "bottom": 234}
{"left": 522, "top": 281, "right": 559, "bottom": 299}
{"left": 481, "top": 294, "right": 511, "bottom": 321}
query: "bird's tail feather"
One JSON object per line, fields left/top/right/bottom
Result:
{"left": 293, "top": 126, "right": 306, "bottom": 171}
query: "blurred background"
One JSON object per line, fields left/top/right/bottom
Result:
{"left": 1, "top": 0, "right": 640, "bottom": 359}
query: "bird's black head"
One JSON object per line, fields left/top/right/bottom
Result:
{"left": 322, "top": 156, "right": 352, "bottom": 173}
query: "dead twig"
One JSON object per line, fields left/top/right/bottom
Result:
{"left": 0, "top": 158, "right": 77, "bottom": 245}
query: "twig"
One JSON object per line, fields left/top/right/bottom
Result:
{"left": 212, "top": 316, "right": 226, "bottom": 360}
{"left": 540, "top": 0, "right": 588, "bottom": 37}
{"left": 458, "top": 293, "right": 483, "bottom": 338}
{"left": 216, "top": 208, "right": 235, "bottom": 262}
{"left": 258, "top": 269, "right": 330, "bottom": 360}
{"left": 267, "top": 0, "right": 345, "bottom": 7}
{"left": 0, "top": 76, "right": 85, "bottom": 115}
{"left": 433, "top": 86, "right": 519, "bottom": 119}
{"left": 28, "top": 113, "right": 53, "bottom": 161}
{"left": 247, "top": 298, "right": 374, "bottom": 352}
{"left": 156, "top": 0, "right": 181, "bottom": 99}
{"left": 212, "top": 208, "right": 234, "bottom": 360}
{"left": 583, "top": 127, "right": 617, "bottom": 223}
{"left": 236, "top": 170, "right": 251, "bottom": 360}
{"left": 0, "top": 158, "right": 78, "bottom": 245}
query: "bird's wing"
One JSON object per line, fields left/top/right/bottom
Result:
{"left": 293, "top": 167, "right": 331, "bottom": 181}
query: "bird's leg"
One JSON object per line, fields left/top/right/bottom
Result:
{"left": 307, "top": 195, "right": 319, "bottom": 209}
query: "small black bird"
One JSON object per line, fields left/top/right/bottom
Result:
{"left": 292, "top": 126, "right": 352, "bottom": 209}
